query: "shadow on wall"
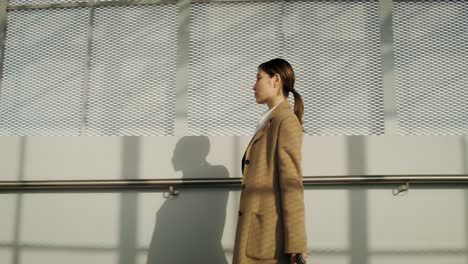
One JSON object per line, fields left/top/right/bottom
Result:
{"left": 147, "top": 136, "right": 229, "bottom": 264}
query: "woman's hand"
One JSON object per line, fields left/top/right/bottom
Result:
{"left": 290, "top": 253, "right": 308, "bottom": 263}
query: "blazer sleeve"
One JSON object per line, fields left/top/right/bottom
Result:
{"left": 276, "top": 115, "right": 308, "bottom": 254}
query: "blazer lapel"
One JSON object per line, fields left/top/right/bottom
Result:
{"left": 251, "top": 119, "right": 270, "bottom": 144}
{"left": 241, "top": 100, "right": 292, "bottom": 176}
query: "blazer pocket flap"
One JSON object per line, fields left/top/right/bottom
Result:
{"left": 246, "top": 212, "right": 279, "bottom": 260}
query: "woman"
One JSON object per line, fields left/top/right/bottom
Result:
{"left": 233, "top": 58, "right": 308, "bottom": 264}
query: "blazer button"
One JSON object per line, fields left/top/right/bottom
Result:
{"left": 245, "top": 159, "right": 250, "bottom": 165}
{"left": 238, "top": 210, "right": 243, "bottom": 216}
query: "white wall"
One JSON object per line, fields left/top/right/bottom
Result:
{"left": 1, "top": 187, "right": 468, "bottom": 264}
{"left": 1, "top": 136, "right": 468, "bottom": 264}
{"left": 0, "top": 136, "right": 467, "bottom": 181}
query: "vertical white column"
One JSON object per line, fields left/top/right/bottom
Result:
{"left": 0, "top": 0, "right": 8, "bottom": 97}
{"left": 174, "top": 0, "right": 190, "bottom": 136}
{"left": 379, "top": 0, "right": 398, "bottom": 135}
{"left": 81, "top": 4, "right": 96, "bottom": 136}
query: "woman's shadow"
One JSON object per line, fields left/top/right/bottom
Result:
{"left": 147, "top": 136, "right": 229, "bottom": 264}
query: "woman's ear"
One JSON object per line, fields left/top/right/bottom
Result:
{"left": 273, "top": 73, "right": 281, "bottom": 87}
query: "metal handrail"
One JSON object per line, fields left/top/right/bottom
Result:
{"left": 1, "top": 175, "right": 468, "bottom": 192}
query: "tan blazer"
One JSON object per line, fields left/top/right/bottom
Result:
{"left": 233, "top": 100, "right": 308, "bottom": 264}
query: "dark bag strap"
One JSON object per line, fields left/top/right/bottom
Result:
{"left": 294, "top": 253, "right": 307, "bottom": 264}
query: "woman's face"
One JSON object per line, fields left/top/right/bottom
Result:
{"left": 252, "top": 70, "right": 278, "bottom": 104}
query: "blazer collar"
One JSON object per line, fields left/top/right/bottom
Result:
{"left": 266, "top": 100, "right": 291, "bottom": 122}
{"left": 251, "top": 100, "right": 291, "bottom": 144}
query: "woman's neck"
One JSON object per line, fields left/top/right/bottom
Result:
{"left": 266, "top": 96, "right": 286, "bottom": 109}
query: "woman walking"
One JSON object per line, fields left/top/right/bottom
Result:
{"left": 233, "top": 58, "right": 308, "bottom": 264}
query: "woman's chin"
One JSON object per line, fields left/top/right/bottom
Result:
{"left": 255, "top": 97, "right": 265, "bottom": 104}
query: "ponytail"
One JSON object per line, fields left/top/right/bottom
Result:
{"left": 289, "top": 89, "right": 304, "bottom": 126}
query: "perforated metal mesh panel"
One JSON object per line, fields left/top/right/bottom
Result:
{"left": 0, "top": 9, "right": 89, "bottom": 136}
{"left": 287, "top": 0, "right": 384, "bottom": 135}
{"left": 8, "top": 0, "right": 89, "bottom": 5}
{"left": 7, "top": 0, "right": 168, "bottom": 6}
{"left": 394, "top": 0, "right": 468, "bottom": 135}
{"left": 188, "top": 0, "right": 384, "bottom": 136}
{"left": 86, "top": 5, "right": 178, "bottom": 135}
{"left": 1, "top": 4, "right": 177, "bottom": 136}
{"left": 188, "top": 1, "right": 283, "bottom": 136}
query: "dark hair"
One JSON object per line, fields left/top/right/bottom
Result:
{"left": 258, "top": 58, "right": 304, "bottom": 126}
